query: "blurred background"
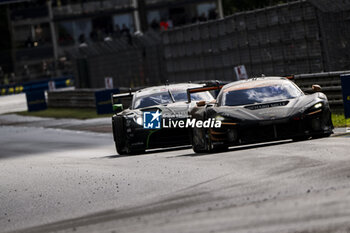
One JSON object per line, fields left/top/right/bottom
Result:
{"left": 0, "top": 0, "right": 349, "bottom": 89}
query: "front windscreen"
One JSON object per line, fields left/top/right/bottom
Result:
{"left": 133, "top": 92, "right": 173, "bottom": 109}
{"left": 133, "top": 89, "right": 213, "bottom": 109}
{"left": 172, "top": 91, "right": 213, "bottom": 102}
{"left": 219, "top": 81, "right": 302, "bottom": 106}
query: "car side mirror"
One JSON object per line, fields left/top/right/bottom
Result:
{"left": 312, "top": 84, "right": 322, "bottom": 92}
{"left": 113, "top": 104, "right": 123, "bottom": 113}
{"left": 196, "top": 100, "right": 206, "bottom": 107}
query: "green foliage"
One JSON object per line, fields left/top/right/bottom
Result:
{"left": 332, "top": 113, "right": 350, "bottom": 128}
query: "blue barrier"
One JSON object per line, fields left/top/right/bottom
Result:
{"left": 95, "top": 89, "right": 120, "bottom": 114}
{"left": 0, "top": 75, "right": 74, "bottom": 96}
{"left": 341, "top": 74, "right": 350, "bottom": 119}
{"left": 26, "top": 91, "right": 47, "bottom": 112}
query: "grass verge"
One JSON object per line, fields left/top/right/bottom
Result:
{"left": 15, "top": 108, "right": 111, "bottom": 120}
{"left": 331, "top": 113, "right": 350, "bottom": 128}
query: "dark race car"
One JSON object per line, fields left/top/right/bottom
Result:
{"left": 112, "top": 83, "right": 214, "bottom": 155}
{"left": 188, "top": 77, "right": 334, "bottom": 153}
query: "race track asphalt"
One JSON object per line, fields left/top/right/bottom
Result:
{"left": 1, "top": 120, "right": 350, "bottom": 233}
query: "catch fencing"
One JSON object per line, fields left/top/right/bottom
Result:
{"left": 162, "top": 0, "right": 324, "bottom": 82}
{"left": 47, "top": 71, "right": 349, "bottom": 111}
{"left": 47, "top": 87, "right": 137, "bottom": 109}
{"left": 161, "top": 0, "right": 350, "bottom": 83}
{"left": 71, "top": 0, "right": 350, "bottom": 90}
{"left": 71, "top": 33, "right": 163, "bottom": 89}
{"left": 47, "top": 89, "right": 97, "bottom": 108}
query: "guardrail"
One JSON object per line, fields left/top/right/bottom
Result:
{"left": 47, "top": 87, "right": 135, "bottom": 109}
{"left": 292, "top": 71, "right": 350, "bottom": 109}
{"left": 46, "top": 71, "right": 348, "bottom": 111}
{"left": 47, "top": 89, "right": 97, "bottom": 108}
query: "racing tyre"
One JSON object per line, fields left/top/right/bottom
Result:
{"left": 126, "top": 146, "right": 145, "bottom": 155}
{"left": 312, "top": 133, "right": 331, "bottom": 139}
{"left": 113, "top": 118, "right": 127, "bottom": 155}
{"left": 115, "top": 141, "right": 127, "bottom": 155}
{"left": 292, "top": 136, "right": 310, "bottom": 142}
{"left": 191, "top": 128, "right": 207, "bottom": 153}
{"left": 116, "top": 142, "right": 145, "bottom": 155}
{"left": 130, "top": 149, "right": 146, "bottom": 155}
{"left": 207, "top": 130, "right": 228, "bottom": 153}
{"left": 211, "top": 144, "right": 229, "bottom": 152}
{"left": 208, "top": 138, "right": 228, "bottom": 153}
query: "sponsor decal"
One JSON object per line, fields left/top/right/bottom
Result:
{"left": 162, "top": 118, "right": 221, "bottom": 128}
{"left": 143, "top": 110, "right": 221, "bottom": 129}
{"left": 244, "top": 101, "right": 289, "bottom": 110}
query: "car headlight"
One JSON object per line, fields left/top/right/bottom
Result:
{"left": 313, "top": 102, "right": 323, "bottom": 109}
{"left": 306, "top": 102, "right": 324, "bottom": 116}
{"left": 215, "top": 115, "right": 226, "bottom": 121}
{"left": 133, "top": 115, "right": 143, "bottom": 125}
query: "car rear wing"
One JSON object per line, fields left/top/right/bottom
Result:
{"left": 187, "top": 84, "right": 225, "bottom": 103}
{"left": 112, "top": 91, "right": 135, "bottom": 110}
{"left": 112, "top": 92, "right": 134, "bottom": 103}
{"left": 194, "top": 80, "right": 230, "bottom": 86}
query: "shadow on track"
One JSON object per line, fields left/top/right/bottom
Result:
{"left": 101, "top": 145, "right": 192, "bottom": 159}
{"left": 101, "top": 140, "right": 294, "bottom": 159}
{"left": 169, "top": 139, "right": 293, "bottom": 158}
